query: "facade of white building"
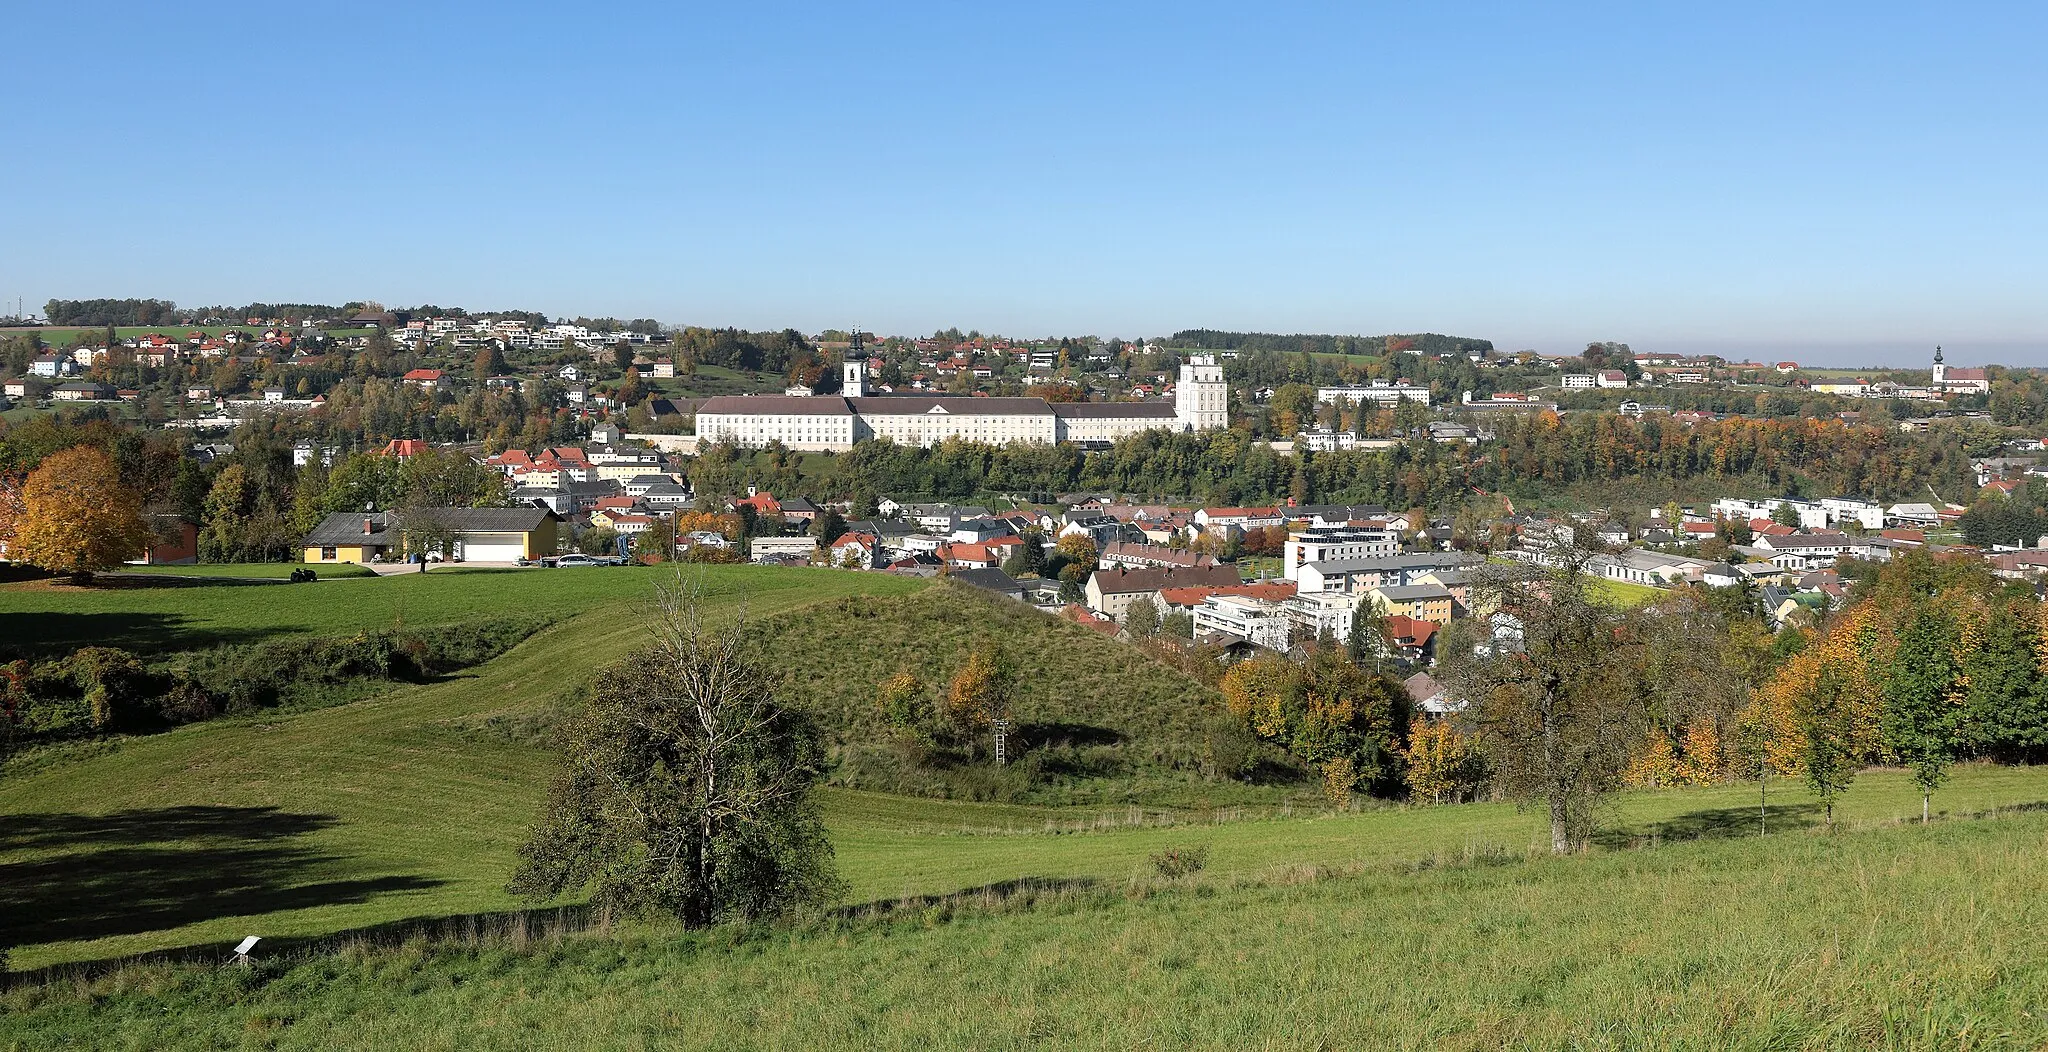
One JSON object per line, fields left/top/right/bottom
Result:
{"left": 1315, "top": 382, "right": 1432, "bottom": 407}
{"left": 695, "top": 357, "right": 1229, "bottom": 451}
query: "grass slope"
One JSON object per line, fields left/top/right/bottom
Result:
{"left": 0, "top": 565, "right": 925, "bottom": 968}
{"left": 754, "top": 584, "right": 1232, "bottom": 800}
{"left": 9, "top": 803, "right": 2048, "bottom": 1049}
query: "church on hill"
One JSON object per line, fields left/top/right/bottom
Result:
{"left": 693, "top": 346, "right": 1231, "bottom": 452}
{"left": 1931, "top": 346, "right": 1990, "bottom": 395}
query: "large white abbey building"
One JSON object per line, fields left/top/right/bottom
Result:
{"left": 694, "top": 353, "right": 1230, "bottom": 451}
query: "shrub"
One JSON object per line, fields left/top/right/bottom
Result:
{"left": 1149, "top": 843, "right": 1211, "bottom": 879}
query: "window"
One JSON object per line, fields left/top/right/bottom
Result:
{"left": 320, "top": 546, "right": 338, "bottom": 561}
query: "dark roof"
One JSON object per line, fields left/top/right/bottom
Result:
{"left": 696, "top": 395, "right": 853, "bottom": 416}
{"left": 848, "top": 396, "right": 1052, "bottom": 416}
{"left": 1088, "top": 564, "right": 1241, "bottom": 595}
{"left": 303, "top": 513, "right": 395, "bottom": 547}
{"left": 948, "top": 567, "right": 1025, "bottom": 596}
{"left": 1048, "top": 401, "right": 1177, "bottom": 418}
{"left": 405, "top": 507, "right": 557, "bottom": 533}
{"left": 301, "top": 507, "right": 555, "bottom": 546}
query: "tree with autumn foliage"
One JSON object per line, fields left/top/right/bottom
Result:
{"left": 1220, "top": 646, "right": 1407, "bottom": 806}
{"left": 13, "top": 446, "right": 152, "bottom": 581}
{"left": 942, "top": 647, "right": 1013, "bottom": 757}
{"left": 0, "top": 473, "right": 22, "bottom": 560}
{"left": 1405, "top": 718, "right": 1481, "bottom": 804}
{"left": 875, "top": 669, "right": 933, "bottom": 747}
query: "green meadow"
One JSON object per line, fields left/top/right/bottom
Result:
{"left": 5, "top": 563, "right": 2048, "bottom": 1050}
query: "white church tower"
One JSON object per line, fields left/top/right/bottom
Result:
{"left": 1174, "top": 355, "right": 1229, "bottom": 431}
{"left": 1930, "top": 345, "right": 1946, "bottom": 391}
{"left": 842, "top": 330, "right": 868, "bottom": 397}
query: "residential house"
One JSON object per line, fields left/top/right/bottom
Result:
{"left": 1098, "top": 540, "right": 1216, "bottom": 571}
{"left": 948, "top": 567, "right": 1027, "bottom": 601}
{"left": 1367, "top": 583, "right": 1455, "bottom": 624}
{"left": 829, "top": 532, "right": 881, "bottom": 569}
{"left": 1085, "top": 564, "right": 1241, "bottom": 621}
{"left": 52, "top": 382, "right": 118, "bottom": 401}
{"left": 300, "top": 507, "right": 560, "bottom": 564}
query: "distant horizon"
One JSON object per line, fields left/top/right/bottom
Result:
{"left": 7, "top": 305, "right": 2031, "bottom": 372}
{"left": 7, "top": 4, "right": 2046, "bottom": 372}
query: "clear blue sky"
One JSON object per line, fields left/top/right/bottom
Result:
{"left": 6, "top": 2, "right": 2045, "bottom": 366}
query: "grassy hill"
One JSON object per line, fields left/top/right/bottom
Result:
{"left": 9, "top": 789, "right": 2048, "bottom": 1048}
{"left": 747, "top": 584, "right": 1245, "bottom": 803}
{"left": 13, "top": 563, "right": 2048, "bottom": 1047}
{"left": 0, "top": 567, "right": 1261, "bottom": 968}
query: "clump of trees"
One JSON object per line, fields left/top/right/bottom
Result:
{"left": 1220, "top": 644, "right": 1408, "bottom": 806}
{"left": 510, "top": 587, "right": 843, "bottom": 927}
{"left": 1741, "top": 551, "right": 2048, "bottom": 827}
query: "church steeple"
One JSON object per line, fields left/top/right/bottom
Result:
{"left": 1932, "top": 345, "right": 1946, "bottom": 389}
{"left": 1934, "top": 345, "right": 1944, "bottom": 364}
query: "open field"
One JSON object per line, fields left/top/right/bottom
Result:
{"left": 1586, "top": 575, "right": 1666, "bottom": 607}
{"left": 0, "top": 563, "right": 868, "bottom": 657}
{"left": 8, "top": 793, "right": 2048, "bottom": 1049}
{"left": 8, "top": 564, "right": 2048, "bottom": 1047}
{"left": 111, "top": 563, "right": 379, "bottom": 580}
{"left": 5, "top": 596, "right": 2043, "bottom": 976}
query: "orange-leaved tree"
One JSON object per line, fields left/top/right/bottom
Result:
{"left": 15, "top": 446, "right": 151, "bottom": 582}
{"left": 0, "top": 473, "right": 23, "bottom": 559}
{"left": 1404, "top": 718, "right": 1476, "bottom": 804}
{"left": 942, "top": 648, "right": 1012, "bottom": 754}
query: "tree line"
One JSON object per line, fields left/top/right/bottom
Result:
{"left": 1167, "top": 330, "right": 1494, "bottom": 358}
{"left": 685, "top": 414, "right": 1971, "bottom": 515}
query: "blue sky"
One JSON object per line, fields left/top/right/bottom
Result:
{"left": 5, "top": 2, "right": 2044, "bottom": 365}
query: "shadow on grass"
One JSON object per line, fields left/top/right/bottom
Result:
{"left": 1596, "top": 803, "right": 1823, "bottom": 848}
{"left": 0, "top": 612, "right": 289, "bottom": 659}
{"left": 831, "top": 876, "right": 1102, "bottom": 920}
{"left": 2, "top": 871, "right": 1098, "bottom": 990}
{"left": 0, "top": 806, "right": 442, "bottom": 953}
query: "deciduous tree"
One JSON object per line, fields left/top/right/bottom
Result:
{"left": 14, "top": 447, "right": 151, "bottom": 581}
{"left": 509, "top": 585, "right": 843, "bottom": 926}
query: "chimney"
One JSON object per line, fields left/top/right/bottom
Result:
{"left": 364, "top": 517, "right": 374, "bottom": 535}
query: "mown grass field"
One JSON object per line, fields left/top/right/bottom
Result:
{"left": 0, "top": 564, "right": 807, "bottom": 656}
{"left": 112, "top": 563, "right": 378, "bottom": 580}
{"left": 8, "top": 796, "right": 2048, "bottom": 1049}
{"left": 1587, "top": 575, "right": 1666, "bottom": 607}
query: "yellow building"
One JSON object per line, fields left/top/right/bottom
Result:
{"left": 301, "top": 508, "right": 559, "bottom": 564}
{"left": 1368, "top": 583, "right": 1456, "bottom": 625}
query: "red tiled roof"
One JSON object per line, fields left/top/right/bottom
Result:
{"left": 1384, "top": 615, "right": 1438, "bottom": 648}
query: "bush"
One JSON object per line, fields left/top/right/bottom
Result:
{"left": 3, "top": 617, "right": 552, "bottom": 748}
{"left": 1149, "top": 843, "right": 1211, "bottom": 879}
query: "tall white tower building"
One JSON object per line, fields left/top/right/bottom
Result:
{"left": 1175, "top": 355, "right": 1229, "bottom": 431}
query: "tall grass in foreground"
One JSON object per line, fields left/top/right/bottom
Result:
{"left": 8, "top": 808, "right": 2048, "bottom": 1051}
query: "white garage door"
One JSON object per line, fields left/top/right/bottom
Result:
{"left": 460, "top": 540, "right": 527, "bottom": 562}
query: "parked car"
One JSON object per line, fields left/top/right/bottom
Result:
{"left": 555, "top": 554, "right": 602, "bottom": 567}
